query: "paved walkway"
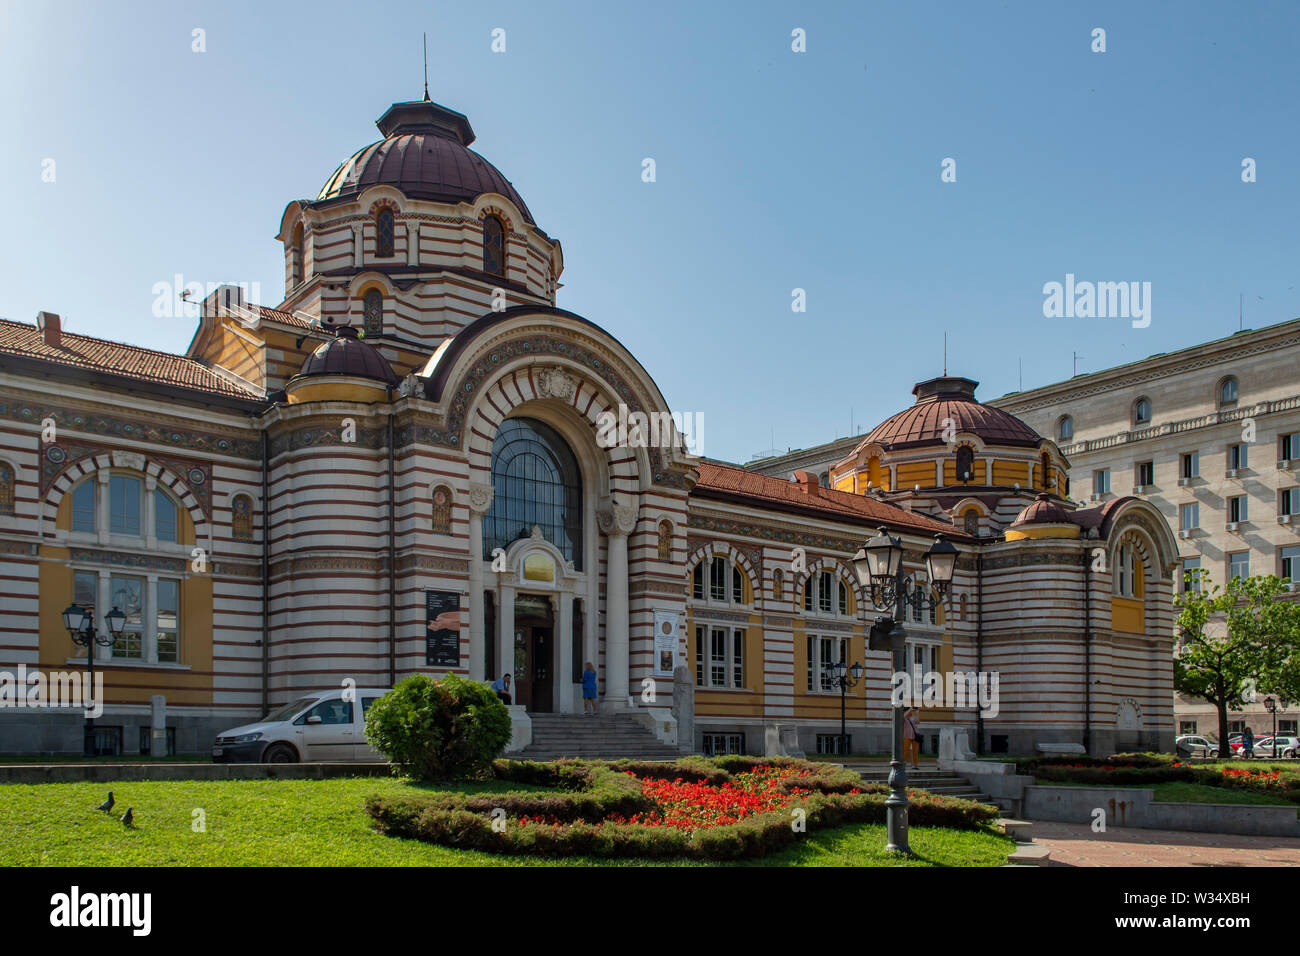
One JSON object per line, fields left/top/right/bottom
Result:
{"left": 1031, "top": 821, "right": 1300, "bottom": 866}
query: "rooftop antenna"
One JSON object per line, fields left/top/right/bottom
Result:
{"left": 1240, "top": 293, "right": 1243, "bottom": 332}
{"left": 1073, "top": 351, "right": 1085, "bottom": 377}
{"left": 943, "top": 331, "right": 948, "bottom": 376}
{"left": 422, "top": 33, "right": 430, "bottom": 102}
{"left": 1018, "top": 357, "right": 1023, "bottom": 391}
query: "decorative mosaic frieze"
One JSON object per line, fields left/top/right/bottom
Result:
{"left": 40, "top": 440, "right": 214, "bottom": 519}
{"left": 213, "top": 561, "right": 264, "bottom": 579}
{"left": 68, "top": 548, "right": 188, "bottom": 573}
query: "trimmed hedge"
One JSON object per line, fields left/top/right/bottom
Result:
{"left": 365, "top": 756, "right": 998, "bottom": 860}
{"left": 1025, "top": 754, "right": 1300, "bottom": 804}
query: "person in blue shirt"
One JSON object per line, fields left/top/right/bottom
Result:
{"left": 582, "top": 662, "right": 598, "bottom": 715}
{"left": 491, "top": 673, "right": 512, "bottom": 705}
{"left": 1242, "top": 726, "right": 1254, "bottom": 758}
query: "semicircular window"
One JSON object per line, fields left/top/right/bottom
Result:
{"left": 483, "top": 417, "right": 583, "bottom": 569}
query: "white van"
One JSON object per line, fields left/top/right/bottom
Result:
{"left": 211, "top": 687, "right": 391, "bottom": 763}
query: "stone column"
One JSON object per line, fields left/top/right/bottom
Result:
{"left": 144, "top": 576, "right": 158, "bottom": 663}
{"left": 556, "top": 592, "right": 574, "bottom": 713}
{"left": 407, "top": 222, "right": 419, "bottom": 266}
{"left": 149, "top": 694, "right": 166, "bottom": 758}
{"left": 352, "top": 225, "right": 363, "bottom": 268}
{"left": 598, "top": 499, "right": 638, "bottom": 710}
{"left": 497, "top": 581, "right": 515, "bottom": 690}
{"left": 467, "top": 482, "right": 494, "bottom": 682}
{"left": 144, "top": 475, "right": 157, "bottom": 546}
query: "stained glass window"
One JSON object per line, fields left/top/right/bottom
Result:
{"left": 363, "top": 289, "right": 383, "bottom": 335}
{"left": 772, "top": 568, "right": 783, "bottom": 600}
{"left": 482, "top": 215, "right": 505, "bottom": 277}
{"left": 376, "top": 208, "right": 395, "bottom": 258}
{"left": 0, "top": 463, "right": 13, "bottom": 516}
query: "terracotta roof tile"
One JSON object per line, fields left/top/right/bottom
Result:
{"left": 693, "top": 461, "right": 969, "bottom": 539}
{"left": 0, "top": 319, "right": 259, "bottom": 400}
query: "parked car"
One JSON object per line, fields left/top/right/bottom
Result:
{"left": 1174, "top": 735, "right": 1218, "bottom": 758}
{"left": 212, "top": 687, "right": 391, "bottom": 763}
{"left": 1251, "top": 736, "right": 1299, "bottom": 759}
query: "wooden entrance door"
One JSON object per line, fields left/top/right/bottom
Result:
{"left": 513, "top": 613, "right": 555, "bottom": 713}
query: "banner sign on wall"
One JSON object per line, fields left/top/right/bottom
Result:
{"left": 653, "top": 609, "right": 680, "bottom": 676}
{"left": 425, "top": 590, "right": 462, "bottom": 668}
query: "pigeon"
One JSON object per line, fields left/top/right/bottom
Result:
{"left": 96, "top": 791, "right": 114, "bottom": 813}
{"left": 120, "top": 807, "right": 134, "bottom": 827}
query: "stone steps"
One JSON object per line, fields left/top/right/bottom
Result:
{"left": 997, "top": 818, "right": 1052, "bottom": 866}
{"left": 510, "top": 714, "right": 683, "bottom": 761}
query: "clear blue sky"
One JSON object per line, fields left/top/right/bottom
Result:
{"left": 2, "top": 0, "right": 1296, "bottom": 463}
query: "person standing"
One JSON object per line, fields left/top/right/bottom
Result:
{"left": 1242, "top": 725, "right": 1255, "bottom": 759}
{"left": 582, "top": 661, "right": 598, "bottom": 715}
{"left": 903, "top": 707, "right": 921, "bottom": 769}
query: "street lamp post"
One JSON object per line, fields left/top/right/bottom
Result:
{"left": 1264, "top": 697, "right": 1279, "bottom": 759}
{"left": 853, "top": 529, "right": 957, "bottom": 855}
{"left": 62, "top": 602, "right": 125, "bottom": 758}
{"left": 829, "top": 660, "right": 865, "bottom": 756}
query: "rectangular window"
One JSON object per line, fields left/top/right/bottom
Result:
{"left": 701, "top": 733, "right": 744, "bottom": 756}
{"left": 1280, "top": 547, "right": 1300, "bottom": 588}
{"left": 1229, "top": 443, "right": 1248, "bottom": 470}
{"left": 110, "top": 575, "right": 144, "bottom": 659}
{"left": 92, "top": 726, "right": 123, "bottom": 757}
{"left": 818, "top": 571, "right": 832, "bottom": 613}
{"left": 139, "top": 726, "right": 176, "bottom": 755}
{"left": 692, "top": 563, "right": 704, "bottom": 601}
{"left": 1093, "top": 469, "right": 1110, "bottom": 495}
{"left": 109, "top": 475, "right": 141, "bottom": 536}
{"left": 1181, "top": 452, "right": 1199, "bottom": 479}
{"left": 1181, "top": 557, "right": 1201, "bottom": 592}
{"left": 837, "top": 581, "right": 848, "bottom": 616}
{"left": 1280, "top": 720, "right": 1298, "bottom": 736}
{"left": 1135, "top": 461, "right": 1154, "bottom": 486}
{"left": 806, "top": 635, "right": 814, "bottom": 691}
{"left": 155, "top": 489, "right": 177, "bottom": 543}
{"left": 1228, "top": 720, "right": 1244, "bottom": 734}
{"left": 695, "top": 626, "right": 705, "bottom": 687}
{"left": 1281, "top": 433, "right": 1298, "bottom": 462}
{"left": 1179, "top": 503, "right": 1199, "bottom": 531}
{"left": 1282, "top": 488, "right": 1298, "bottom": 516}
{"left": 731, "top": 565, "right": 743, "bottom": 604}
{"left": 710, "top": 628, "right": 726, "bottom": 686}
{"left": 1229, "top": 551, "right": 1249, "bottom": 582}
{"left": 1229, "top": 495, "right": 1247, "bottom": 523}
{"left": 820, "top": 637, "right": 836, "bottom": 692}
{"left": 73, "top": 570, "right": 97, "bottom": 619}
{"left": 732, "top": 630, "right": 744, "bottom": 689}
{"left": 72, "top": 482, "right": 95, "bottom": 533}
{"left": 710, "top": 557, "right": 726, "bottom": 602}
{"left": 816, "top": 734, "right": 849, "bottom": 755}
{"left": 1179, "top": 720, "right": 1197, "bottom": 735}
{"left": 156, "top": 579, "right": 179, "bottom": 664}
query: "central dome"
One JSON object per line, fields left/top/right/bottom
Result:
{"left": 863, "top": 376, "right": 1042, "bottom": 449}
{"left": 315, "top": 99, "right": 535, "bottom": 224}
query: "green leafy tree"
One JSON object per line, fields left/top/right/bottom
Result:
{"left": 364, "top": 673, "right": 511, "bottom": 781}
{"left": 1174, "top": 571, "right": 1300, "bottom": 759}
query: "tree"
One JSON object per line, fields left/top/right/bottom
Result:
{"left": 1173, "top": 572, "right": 1300, "bottom": 759}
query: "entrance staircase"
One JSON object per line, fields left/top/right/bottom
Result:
{"left": 510, "top": 713, "right": 682, "bottom": 761}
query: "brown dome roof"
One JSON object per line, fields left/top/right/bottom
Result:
{"left": 863, "top": 376, "right": 1042, "bottom": 450}
{"left": 1011, "top": 492, "right": 1072, "bottom": 528}
{"left": 315, "top": 99, "right": 534, "bottom": 224}
{"left": 296, "top": 326, "right": 399, "bottom": 385}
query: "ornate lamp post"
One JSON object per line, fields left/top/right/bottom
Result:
{"left": 828, "top": 659, "right": 865, "bottom": 756}
{"left": 1263, "top": 697, "right": 1288, "bottom": 758}
{"left": 852, "top": 529, "right": 957, "bottom": 854}
{"left": 62, "top": 602, "right": 124, "bottom": 758}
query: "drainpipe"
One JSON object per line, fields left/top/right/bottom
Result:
{"left": 260, "top": 429, "right": 270, "bottom": 716}
{"left": 387, "top": 410, "right": 397, "bottom": 687}
{"left": 1083, "top": 543, "right": 1093, "bottom": 755}
{"left": 975, "top": 550, "right": 984, "bottom": 755}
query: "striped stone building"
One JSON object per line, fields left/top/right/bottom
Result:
{"left": 0, "top": 96, "right": 1178, "bottom": 757}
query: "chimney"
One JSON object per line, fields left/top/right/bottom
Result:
{"left": 793, "top": 470, "right": 819, "bottom": 497}
{"left": 37, "top": 311, "right": 61, "bottom": 348}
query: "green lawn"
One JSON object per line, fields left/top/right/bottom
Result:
{"left": 0, "top": 777, "right": 1013, "bottom": 867}
{"left": 1037, "top": 781, "right": 1297, "bottom": 809}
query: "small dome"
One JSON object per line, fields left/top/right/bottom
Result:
{"left": 315, "top": 99, "right": 535, "bottom": 224}
{"left": 1011, "top": 493, "right": 1072, "bottom": 528}
{"left": 296, "top": 326, "right": 399, "bottom": 385}
{"left": 863, "top": 376, "right": 1042, "bottom": 450}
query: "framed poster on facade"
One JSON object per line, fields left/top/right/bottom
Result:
{"left": 653, "top": 609, "right": 680, "bottom": 676}
{"left": 425, "top": 590, "right": 462, "bottom": 667}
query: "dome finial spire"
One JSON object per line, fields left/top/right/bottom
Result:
{"left": 422, "top": 32, "right": 430, "bottom": 102}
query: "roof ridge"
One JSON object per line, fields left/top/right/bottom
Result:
{"left": 0, "top": 317, "right": 208, "bottom": 365}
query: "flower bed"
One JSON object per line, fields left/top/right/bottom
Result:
{"left": 1026, "top": 755, "right": 1300, "bottom": 803}
{"left": 364, "top": 756, "right": 999, "bottom": 860}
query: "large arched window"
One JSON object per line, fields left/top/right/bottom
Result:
{"left": 363, "top": 289, "right": 383, "bottom": 335}
{"left": 482, "top": 215, "right": 506, "bottom": 276}
{"left": 375, "top": 208, "right": 395, "bottom": 258}
{"left": 1218, "top": 377, "right": 1238, "bottom": 407}
{"left": 1133, "top": 397, "right": 1152, "bottom": 426}
{"left": 1057, "top": 415, "right": 1073, "bottom": 442}
{"left": 483, "top": 418, "right": 583, "bottom": 568}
